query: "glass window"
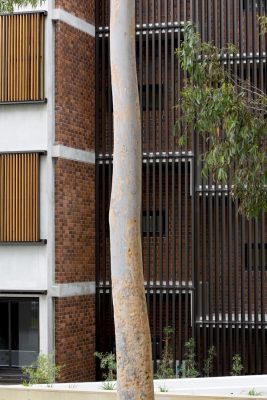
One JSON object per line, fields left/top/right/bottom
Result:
{"left": 0, "top": 299, "right": 39, "bottom": 368}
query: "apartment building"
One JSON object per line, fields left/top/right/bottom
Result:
{"left": 0, "top": 0, "right": 266, "bottom": 384}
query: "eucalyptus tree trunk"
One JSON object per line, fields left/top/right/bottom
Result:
{"left": 109, "top": 1, "right": 154, "bottom": 399}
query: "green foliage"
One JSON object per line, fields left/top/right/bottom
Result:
{"left": 22, "top": 353, "right": 61, "bottom": 386}
{"left": 95, "top": 351, "right": 116, "bottom": 389}
{"left": 231, "top": 354, "right": 243, "bottom": 376}
{"left": 179, "top": 338, "right": 199, "bottom": 378}
{"left": 0, "top": 0, "right": 44, "bottom": 12}
{"left": 258, "top": 15, "right": 267, "bottom": 34}
{"left": 102, "top": 381, "right": 116, "bottom": 390}
{"left": 203, "top": 345, "right": 216, "bottom": 377}
{"left": 158, "top": 384, "right": 169, "bottom": 392}
{"left": 248, "top": 388, "right": 262, "bottom": 396}
{"left": 155, "top": 326, "right": 175, "bottom": 379}
{"left": 176, "top": 23, "right": 267, "bottom": 218}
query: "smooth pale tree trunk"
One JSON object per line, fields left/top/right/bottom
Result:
{"left": 109, "top": 1, "right": 154, "bottom": 399}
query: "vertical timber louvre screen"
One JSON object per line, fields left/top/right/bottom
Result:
{"left": 96, "top": 0, "right": 267, "bottom": 376}
{"left": 0, "top": 153, "right": 40, "bottom": 242}
{"left": 0, "top": 12, "right": 45, "bottom": 103}
{"left": 96, "top": 0, "right": 194, "bottom": 375}
{"left": 193, "top": 0, "right": 267, "bottom": 376}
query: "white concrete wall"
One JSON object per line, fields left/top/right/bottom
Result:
{"left": 0, "top": 247, "right": 47, "bottom": 290}
{"left": 0, "top": 106, "right": 48, "bottom": 151}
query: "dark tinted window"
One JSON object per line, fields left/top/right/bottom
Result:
{"left": 0, "top": 299, "right": 39, "bottom": 368}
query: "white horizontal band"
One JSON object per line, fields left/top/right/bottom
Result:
{"left": 52, "top": 8, "right": 95, "bottom": 38}
{"left": 50, "top": 281, "right": 95, "bottom": 298}
{"left": 52, "top": 145, "right": 95, "bottom": 164}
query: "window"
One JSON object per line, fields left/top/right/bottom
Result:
{"left": 245, "top": 243, "right": 267, "bottom": 271}
{"left": 0, "top": 12, "right": 45, "bottom": 103}
{"left": 142, "top": 211, "right": 165, "bottom": 236}
{"left": 0, "top": 153, "right": 41, "bottom": 242}
{"left": 0, "top": 299, "right": 39, "bottom": 368}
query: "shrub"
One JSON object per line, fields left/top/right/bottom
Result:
{"left": 203, "top": 346, "right": 216, "bottom": 377}
{"left": 95, "top": 351, "right": 116, "bottom": 390}
{"left": 22, "top": 353, "right": 61, "bottom": 386}
{"left": 155, "top": 326, "right": 175, "bottom": 379}
{"left": 179, "top": 338, "right": 199, "bottom": 378}
{"left": 231, "top": 354, "right": 243, "bottom": 376}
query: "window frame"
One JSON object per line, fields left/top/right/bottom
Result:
{"left": 0, "top": 151, "right": 46, "bottom": 244}
{"left": 0, "top": 297, "right": 40, "bottom": 369}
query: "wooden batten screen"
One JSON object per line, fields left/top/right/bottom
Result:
{"left": 0, "top": 153, "right": 40, "bottom": 242}
{"left": 0, "top": 13, "right": 45, "bottom": 102}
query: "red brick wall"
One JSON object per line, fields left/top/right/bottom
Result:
{"left": 55, "top": 21, "right": 95, "bottom": 152}
{"left": 55, "top": 295, "right": 95, "bottom": 382}
{"left": 55, "top": 0, "right": 95, "bottom": 25}
{"left": 55, "top": 158, "right": 95, "bottom": 284}
{"left": 54, "top": 0, "right": 96, "bottom": 381}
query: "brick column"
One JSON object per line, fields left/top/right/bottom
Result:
{"left": 53, "top": 0, "right": 96, "bottom": 382}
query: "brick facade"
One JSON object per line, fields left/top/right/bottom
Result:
{"left": 55, "top": 159, "right": 95, "bottom": 284}
{"left": 55, "top": 296, "right": 95, "bottom": 382}
{"left": 55, "top": 0, "right": 95, "bottom": 25}
{"left": 54, "top": 0, "right": 96, "bottom": 382}
{"left": 55, "top": 22, "right": 95, "bottom": 152}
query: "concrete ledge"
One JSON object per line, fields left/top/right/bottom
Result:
{"left": 52, "top": 9, "right": 95, "bottom": 37}
{"left": 1, "top": 377, "right": 267, "bottom": 399}
{"left": 0, "top": 386, "right": 259, "bottom": 400}
{"left": 0, "top": 388, "right": 116, "bottom": 400}
{"left": 52, "top": 145, "right": 95, "bottom": 165}
{"left": 49, "top": 281, "right": 95, "bottom": 298}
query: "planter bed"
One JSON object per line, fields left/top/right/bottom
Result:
{"left": 0, "top": 375, "right": 266, "bottom": 399}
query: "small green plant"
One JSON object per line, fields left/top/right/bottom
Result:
{"left": 155, "top": 326, "right": 175, "bottom": 379}
{"left": 179, "top": 338, "right": 199, "bottom": 378}
{"left": 22, "top": 353, "right": 61, "bottom": 386}
{"left": 102, "top": 381, "right": 116, "bottom": 390}
{"left": 158, "top": 384, "right": 168, "bottom": 392}
{"left": 95, "top": 351, "right": 116, "bottom": 390}
{"left": 248, "top": 388, "right": 262, "bottom": 396}
{"left": 203, "top": 346, "right": 216, "bottom": 377}
{"left": 231, "top": 354, "right": 243, "bottom": 376}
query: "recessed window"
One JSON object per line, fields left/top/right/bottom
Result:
{"left": 245, "top": 243, "right": 267, "bottom": 271}
{"left": 0, "top": 12, "right": 45, "bottom": 103}
{"left": 0, "top": 299, "right": 39, "bottom": 368}
{"left": 0, "top": 153, "right": 41, "bottom": 242}
{"left": 142, "top": 211, "right": 165, "bottom": 236}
